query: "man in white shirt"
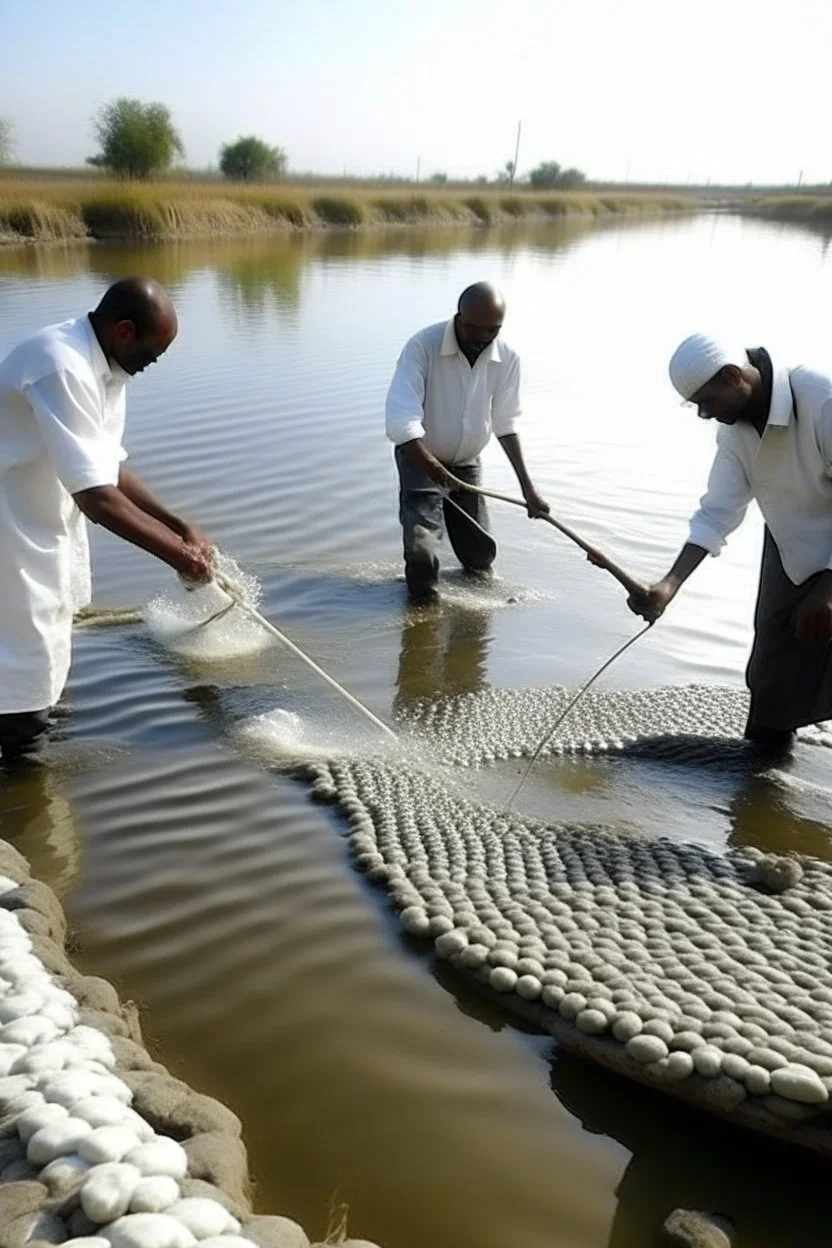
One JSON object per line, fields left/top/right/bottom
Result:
{"left": 625, "top": 332, "right": 832, "bottom": 752}
{"left": 385, "top": 282, "right": 549, "bottom": 601}
{"left": 0, "top": 277, "right": 213, "bottom": 763}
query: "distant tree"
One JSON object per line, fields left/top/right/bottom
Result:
{"left": 88, "top": 98, "right": 184, "bottom": 179}
{"left": 219, "top": 136, "right": 287, "bottom": 183}
{"left": 429, "top": 171, "right": 448, "bottom": 184}
{"left": 496, "top": 160, "right": 515, "bottom": 185}
{"left": 529, "top": 160, "right": 586, "bottom": 189}
{"left": 0, "top": 118, "right": 15, "bottom": 166}
{"left": 475, "top": 175, "right": 489, "bottom": 185}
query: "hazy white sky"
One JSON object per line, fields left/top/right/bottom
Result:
{"left": 3, "top": 0, "right": 831, "bottom": 184}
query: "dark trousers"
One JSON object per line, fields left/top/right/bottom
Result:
{"left": 0, "top": 710, "right": 52, "bottom": 763}
{"left": 746, "top": 529, "right": 832, "bottom": 735}
{"left": 395, "top": 447, "right": 497, "bottom": 593}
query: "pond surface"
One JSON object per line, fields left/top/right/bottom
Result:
{"left": 2, "top": 214, "right": 832, "bottom": 1246}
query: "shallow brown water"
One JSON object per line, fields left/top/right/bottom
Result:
{"left": 2, "top": 217, "right": 832, "bottom": 1247}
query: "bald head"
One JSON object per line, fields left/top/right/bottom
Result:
{"left": 454, "top": 282, "right": 506, "bottom": 362}
{"left": 458, "top": 282, "right": 505, "bottom": 318}
{"left": 91, "top": 277, "right": 178, "bottom": 377}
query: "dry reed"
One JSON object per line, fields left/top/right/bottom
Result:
{"left": 0, "top": 176, "right": 695, "bottom": 244}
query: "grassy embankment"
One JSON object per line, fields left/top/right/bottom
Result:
{"left": 746, "top": 195, "right": 832, "bottom": 229}
{"left": 0, "top": 176, "right": 695, "bottom": 244}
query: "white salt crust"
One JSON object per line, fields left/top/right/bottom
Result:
{"left": 0, "top": 886, "right": 252, "bottom": 1248}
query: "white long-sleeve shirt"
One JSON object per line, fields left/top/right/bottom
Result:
{"left": 688, "top": 359, "right": 832, "bottom": 585}
{"left": 0, "top": 316, "right": 128, "bottom": 712}
{"left": 385, "top": 318, "right": 521, "bottom": 465}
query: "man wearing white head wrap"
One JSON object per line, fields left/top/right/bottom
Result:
{"left": 625, "top": 333, "right": 832, "bottom": 751}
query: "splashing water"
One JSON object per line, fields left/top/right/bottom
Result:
{"left": 234, "top": 707, "right": 401, "bottom": 764}
{"left": 144, "top": 551, "right": 270, "bottom": 660}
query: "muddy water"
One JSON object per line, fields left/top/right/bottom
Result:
{"left": 2, "top": 216, "right": 832, "bottom": 1246}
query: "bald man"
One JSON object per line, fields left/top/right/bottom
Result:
{"left": 624, "top": 333, "right": 832, "bottom": 753}
{"left": 385, "top": 283, "right": 548, "bottom": 601}
{"left": 0, "top": 278, "right": 213, "bottom": 763}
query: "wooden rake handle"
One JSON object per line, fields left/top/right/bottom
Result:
{"left": 443, "top": 473, "right": 648, "bottom": 601}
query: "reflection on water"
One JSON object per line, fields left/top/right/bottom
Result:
{"left": 2, "top": 214, "right": 832, "bottom": 1247}
{"left": 394, "top": 598, "right": 491, "bottom": 712}
{"left": 0, "top": 761, "right": 82, "bottom": 898}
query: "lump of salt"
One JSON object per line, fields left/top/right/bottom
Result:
{"left": 541, "top": 985, "right": 564, "bottom": 1009}
{"left": 167, "top": 1199, "right": 239, "bottom": 1239}
{"left": 0, "top": 1016, "right": 58, "bottom": 1046}
{"left": 130, "top": 1177, "right": 181, "bottom": 1214}
{"left": 28, "top": 1115, "right": 92, "bottom": 1165}
{"left": 0, "top": 992, "right": 46, "bottom": 1023}
{"left": 744, "top": 1066, "right": 771, "bottom": 1096}
{"left": 82, "top": 1163, "right": 143, "bottom": 1223}
{"left": 17, "top": 1101, "right": 69, "bottom": 1143}
{"left": 516, "top": 976, "right": 542, "bottom": 1001}
{"left": 626, "top": 1035, "right": 668, "bottom": 1064}
{"left": 770, "top": 1064, "right": 829, "bottom": 1105}
{"left": 41, "top": 1070, "right": 110, "bottom": 1108}
{"left": 558, "top": 993, "right": 588, "bottom": 1022}
{"left": 0, "top": 1043, "right": 27, "bottom": 1077}
{"left": 80, "top": 1126, "right": 143, "bottom": 1166}
{"left": 434, "top": 930, "right": 468, "bottom": 959}
{"left": 612, "top": 1013, "right": 643, "bottom": 1042}
{"left": 665, "top": 1052, "right": 695, "bottom": 1081}
{"left": 125, "top": 1138, "right": 188, "bottom": 1180}
{"left": 691, "top": 1046, "right": 722, "bottom": 1078}
{"left": 721, "top": 1054, "right": 750, "bottom": 1081}
{"left": 197, "top": 1240, "right": 259, "bottom": 1248}
{"left": 102, "top": 1213, "right": 198, "bottom": 1248}
{"left": 39, "top": 1153, "right": 92, "bottom": 1196}
{"left": 489, "top": 967, "right": 517, "bottom": 993}
{"left": 576, "top": 1009, "right": 609, "bottom": 1035}
{"left": 399, "top": 908, "right": 430, "bottom": 938}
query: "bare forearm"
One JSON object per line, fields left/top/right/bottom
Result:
{"left": 118, "top": 467, "right": 188, "bottom": 537}
{"left": 497, "top": 434, "right": 534, "bottom": 492}
{"left": 662, "top": 543, "right": 709, "bottom": 591}
{"left": 75, "top": 485, "right": 192, "bottom": 572}
{"left": 401, "top": 438, "right": 454, "bottom": 487}
{"left": 497, "top": 433, "right": 548, "bottom": 515}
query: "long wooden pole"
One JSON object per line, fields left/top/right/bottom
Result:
{"left": 214, "top": 574, "right": 398, "bottom": 742}
{"left": 443, "top": 473, "right": 648, "bottom": 601}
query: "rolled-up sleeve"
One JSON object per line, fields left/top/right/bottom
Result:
{"left": 491, "top": 352, "right": 521, "bottom": 437}
{"left": 687, "top": 441, "right": 753, "bottom": 556}
{"left": 23, "top": 370, "right": 121, "bottom": 495}
{"left": 385, "top": 338, "right": 427, "bottom": 446}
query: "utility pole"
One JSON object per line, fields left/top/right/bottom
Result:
{"left": 416, "top": 155, "right": 421, "bottom": 184}
{"left": 510, "top": 120, "right": 522, "bottom": 187}
{"left": 797, "top": 168, "right": 803, "bottom": 190}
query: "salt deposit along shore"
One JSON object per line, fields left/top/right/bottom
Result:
{"left": 0, "top": 836, "right": 380, "bottom": 1248}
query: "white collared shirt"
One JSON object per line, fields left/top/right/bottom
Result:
{"left": 688, "top": 358, "right": 832, "bottom": 585}
{"left": 0, "top": 315, "right": 128, "bottom": 712}
{"left": 385, "top": 318, "right": 521, "bottom": 465}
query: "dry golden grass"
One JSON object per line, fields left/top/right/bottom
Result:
{"left": 0, "top": 176, "right": 695, "bottom": 244}
{"left": 749, "top": 194, "right": 832, "bottom": 227}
